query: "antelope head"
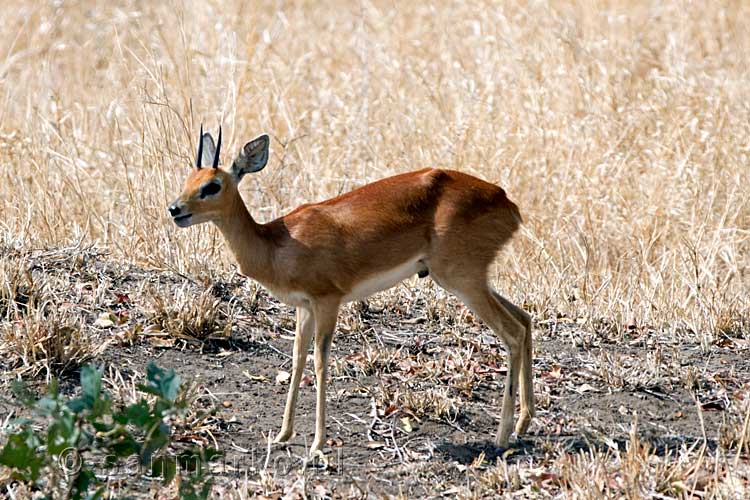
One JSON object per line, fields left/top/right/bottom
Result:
{"left": 168, "top": 126, "right": 270, "bottom": 227}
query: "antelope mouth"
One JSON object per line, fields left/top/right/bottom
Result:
{"left": 173, "top": 214, "right": 193, "bottom": 226}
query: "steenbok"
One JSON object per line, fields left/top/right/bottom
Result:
{"left": 168, "top": 127, "right": 533, "bottom": 455}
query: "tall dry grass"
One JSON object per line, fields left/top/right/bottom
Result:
{"left": 0, "top": 0, "right": 748, "bottom": 343}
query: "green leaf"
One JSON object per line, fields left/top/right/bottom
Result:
{"left": 139, "top": 363, "right": 181, "bottom": 402}
{"left": 84, "top": 486, "right": 107, "bottom": 500}
{"left": 203, "top": 447, "right": 222, "bottom": 463}
{"left": 36, "top": 396, "right": 60, "bottom": 418}
{"left": 151, "top": 456, "right": 177, "bottom": 484}
{"left": 177, "top": 451, "right": 202, "bottom": 475}
{"left": 90, "top": 392, "right": 112, "bottom": 419}
{"left": 179, "top": 476, "right": 213, "bottom": 500}
{"left": 69, "top": 468, "right": 99, "bottom": 500}
{"left": 47, "top": 409, "right": 77, "bottom": 454}
{"left": 0, "top": 429, "right": 44, "bottom": 481}
{"left": 67, "top": 397, "right": 89, "bottom": 414}
{"left": 106, "top": 434, "right": 140, "bottom": 458}
{"left": 67, "top": 366, "right": 104, "bottom": 414}
{"left": 141, "top": 422, "right": 170, "bottom": 464}
{"left": 80, "top": 365, "right": 102, "bottom": 400}
{"left": 119, "top": 400, "right": 151, "bottom": 428}
{"left": 9, "top": 380, "right": 36, "bottom": 407}
{"left": 91, "top": 420, "right": 113, "bottom": 434}
{"left": 199, "top": 481, "right": 213, "bottom": 499}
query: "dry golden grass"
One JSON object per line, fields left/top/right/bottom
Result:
{"left": 146, "top": 284, "right": 237, "bottom": 340}
{"left": 1, "top": 0, "right": 748, "bottom": 342}
{"left": 1, "top": 0, "right": 750, "bottom": 497}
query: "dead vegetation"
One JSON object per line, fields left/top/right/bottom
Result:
{"left": 1, "top": 0, "right": 750, "bottom": 497}
{"left": 2, "top": 311, "right": 93, "bottom": 378}
{"left": 0, "top": 239, "right": 748, "bottom": 497}
{"left": 145, "top": 285, "right": 237, "bottom": 341}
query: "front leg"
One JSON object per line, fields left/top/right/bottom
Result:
{"left": 274, "top": 306, "right": 314, "bottom": 443}
{"left": 309, "top": 299, "right": 340, "bottom": 455}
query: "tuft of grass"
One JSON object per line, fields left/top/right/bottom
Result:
{"left": 376, "top": 385, "right": 461, "bottom": 423}
{"left": 0, "top": 254, "right": 37, "bottom": 321}
{"left": 337, "top": 344, "right": 403, "bottom": 377}
{"left": 399, "top": 388, "right": 462, "bottom": 422}
{"left": 1, "top": 311, "right": 94, "bottom": 378}
{"left": 467, "top": 419, "right": 748, "bottom": 499}
{"left": 719, "top": 399, "right": 750, "bottom": 456}
{"left": 146, "top": 285, "right": 236, "bottom": 341}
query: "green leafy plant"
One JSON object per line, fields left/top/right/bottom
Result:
{"left": 0, "top": 362, "right": 219, "bottom": 499}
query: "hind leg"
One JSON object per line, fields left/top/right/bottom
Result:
{"left": 432, "top": 270, "right": 526, "bottom": 446}
{"left": 309, "top": 298, "right": 340, "bottom": 455}
{"left": 492, "top": 292, "right": 534, "bottom": 435}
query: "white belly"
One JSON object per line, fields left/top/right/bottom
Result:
{"left": 343, "top": 256, "right": 424, "bottom": 303}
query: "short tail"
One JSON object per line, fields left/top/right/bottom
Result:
{"left": 507, "top": 198, "right": 523, "bottom": 228}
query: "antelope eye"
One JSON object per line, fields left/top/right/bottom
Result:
{"left": 200, "top": 182, "right": 221, "bottom": 198}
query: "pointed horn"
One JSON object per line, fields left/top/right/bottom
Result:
{"left": 196, "top": 123, "right": 204, "bottom": 169}
{"left": 213, "top": 126, "right": 222, "bottom": 168}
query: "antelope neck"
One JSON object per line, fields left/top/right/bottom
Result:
{"left": 212, "top": 193, "right": 275, "bottom": 284}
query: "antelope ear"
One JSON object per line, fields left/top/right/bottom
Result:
{"left": 199, "top": 132, "right": 217, "bottom": 168}
{"left": 231, "top": 134, "right": 269, "bottom": 179}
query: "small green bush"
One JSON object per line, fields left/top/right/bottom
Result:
{"left": 0, "top": 362, "right": 219, "bottom": 499}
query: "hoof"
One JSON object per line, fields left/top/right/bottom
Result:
{"left": 494, "top": 437, "right": 510, "bottom": 448}
{"left": 273, "top": 429, "right": 293, "bottom": 443}
{"left": 494, "top": 428, "right": 511, "bottom": 448}
{"left": 308, "top": 448, "right": 325, "bottom": 461}
{"left": 309, "top": 439, "right": 324, "bottom": 456}
{"left": 515, "top": 413, "right": 532, "bottom": 435}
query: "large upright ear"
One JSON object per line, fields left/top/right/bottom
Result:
{"left": 198, "top": 132, "right": 217, "bottom": 168}
{"left": 231, "top": 134, "right": 269, "bottom": 179}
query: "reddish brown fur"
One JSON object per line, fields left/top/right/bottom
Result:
{"left": 171, "top": 153, "right": 532, "bottom": 455}
{"left": 176, "top": 168, "right": 520, "bottom": 298}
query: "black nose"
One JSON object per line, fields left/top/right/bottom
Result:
{"left": 168, "top": 205, "right": 181, "bottom": 217}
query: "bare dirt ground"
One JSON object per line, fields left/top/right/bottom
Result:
{"left": 2, "top": 245, "right": 747, "bottom": 498}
